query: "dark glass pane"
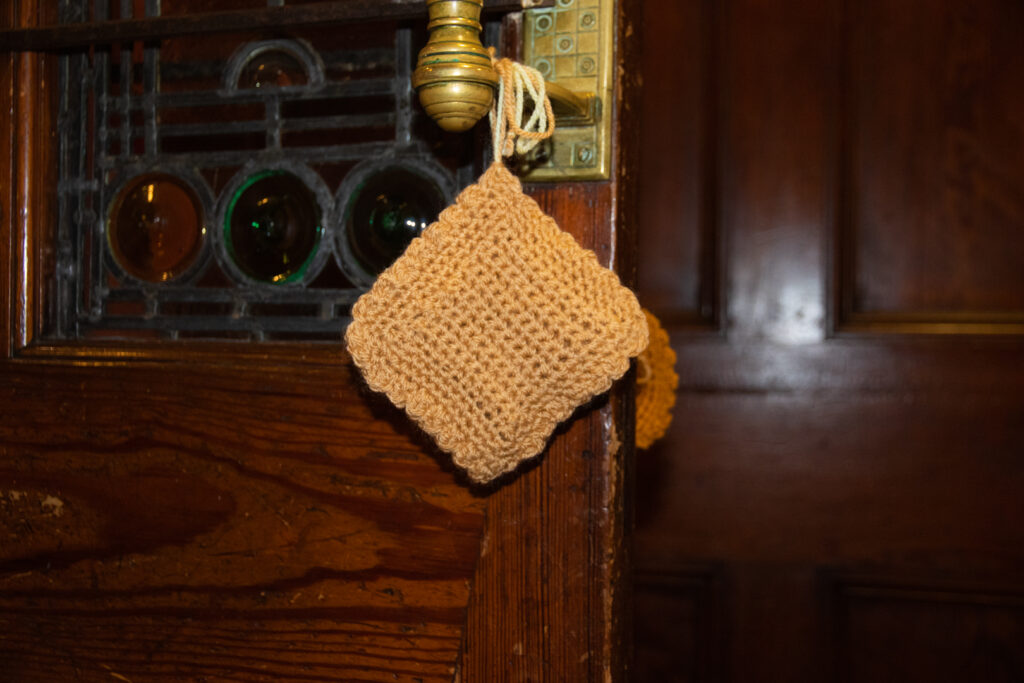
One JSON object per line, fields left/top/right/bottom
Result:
{"left": 224, "top": 170, "right": 322, "bottom": 284}
{"left": 107, "top": 173, "right": 205, "bottom": 282}
{"left": 237, "top": 49, "right": 308, "bottom": 89}
{"left": 343, "top": 167, "right": 446, "bottom": 277}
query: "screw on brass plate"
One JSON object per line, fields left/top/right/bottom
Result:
{"left": 576, "top": 145, "right": 594, "bottom": 164}
{"left": 532, "top": 139, "right": 553, "bottom": 164}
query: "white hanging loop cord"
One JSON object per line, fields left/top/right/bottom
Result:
{"left": 488, "top": 48, "right": 556, "bottom": 161}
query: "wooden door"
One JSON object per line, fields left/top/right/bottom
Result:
{"left": 634, "top": 0, "right": 1024, "bottom": 680}
{"left": 0, "top": 1, "right": 640, "bottom": 681}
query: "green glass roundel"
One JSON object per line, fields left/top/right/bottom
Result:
{"left": 224, "top": 170, "right": 321, "bottom": 284}
{"left": 344, "top": 167, "right": 446, "bottom": 276}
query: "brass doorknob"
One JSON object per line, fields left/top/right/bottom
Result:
{"left": 412, "top": 0, "right": 498, "bottom": 133}
{"left": 412, "top": 0, "right": 595, "bottom": 133}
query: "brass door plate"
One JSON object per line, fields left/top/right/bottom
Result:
{"left": 520, "top": 0, "right": 612, "bottom": 182}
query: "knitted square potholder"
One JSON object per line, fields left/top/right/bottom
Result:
{"left": 345, "top": 57, "right": 647, "bottom": 483}
{"left": 346, "top": 161, "right": 647, "bottom": 482}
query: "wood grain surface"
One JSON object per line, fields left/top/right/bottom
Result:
{"left": 0, "top": 360, "right": 487, "bottom": 682}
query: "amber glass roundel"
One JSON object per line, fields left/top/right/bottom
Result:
{"left": 224, "top": 170, "right": 322, "bottom": 284}
{"left": 107, "top": 173, "right": 205, "bottom": 282}
{"left": 344, "top": 166, "right": 446, "bottom": 277}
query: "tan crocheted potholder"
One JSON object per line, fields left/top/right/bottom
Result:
{"left": 635, "top": 309, "right": 678, "bottom": 450}
{"left": 345, "top": 161, "right": 648, "bottom": 483}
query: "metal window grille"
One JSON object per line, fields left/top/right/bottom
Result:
{"left": 50, "top": 0, "right": 484, "bottom": 342}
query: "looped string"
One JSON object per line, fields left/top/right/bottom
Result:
{"left": 488, "top": 47, "right": 556, "bottom": 161}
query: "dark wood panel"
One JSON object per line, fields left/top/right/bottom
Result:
{"left": 841, "top": 0, "right": 1024, "bottom": 328}
{"left": 636, "top": 340, "right": 1024, "bottom": 681}
{"left": 637, "top": 371, "right": 1024, "bottom": 571}
{"left": 634, "top": 0, "right": 1024, "bottom": 680}
{"left": 642, "top": 336, "right": 1024, "bottom": 395}
{"left": 9, "top": 0, "right": 60, "bottom": 354}
{"left": 1, "top": 1, "right": 13, "bottom": 358}
{"left": 830, "top": 575, "right": 1024, "bottom": 682}
{"left": 635, "top": 0, "right": 718, "bottom": 327}
{"left": 0, "top": 361, "right": 486, "bottom": 682}
{"left": 719, "top": 0, "right": 836, "bottom": 344}
{"left": 633, "top": 564, "right": 725, "bottom": 683}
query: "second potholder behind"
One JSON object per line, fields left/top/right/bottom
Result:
{"left": 635, "top": 309, "right": 679, "bottom": 450}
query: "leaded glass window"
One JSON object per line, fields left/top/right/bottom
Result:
{"left": 49, "top": 0, "right": 487, "bottom": 342}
